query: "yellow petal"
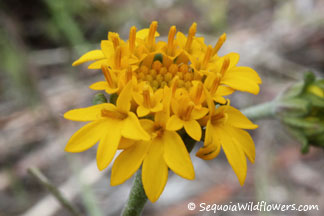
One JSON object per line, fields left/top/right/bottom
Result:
{"left": 89, "top": 81, "right": 108, "bottom": 90}
{"left": 166, "top": 115, "right": 183, "bottom": 131}
{"left": 96, "top": 120, "right": 122, "bottom": 170}
{"left": 111, "top": 141, "right": 150, "bottom": 186}
{"left": 191, "top": 107, "right": 209, "bottom": 120}
{"left": 139, "top": 119, "right": 155, "bottom": 134}
{"left": 65, "top": 120, "right": 106, "bottom": 152}
{"left": 142, "top": 138, "right": 168, "bottom": 202}
{"left": 228, "top": 127, "right": 255, "bottom": 163}
{"left": 226, "top": 106, "right": 258, "bottom": 129}
{"left": 218, "top": 126, "right": 247, "bottom": 186}
{"left": 217, "top": 86, "right": 235, "bottom": 96}
{"left": 197, "top": 121, "right": 221, "bottom": 160}
{"left": 116, "top": 82, "right": 132, "bottom": 113}
{"left": 163, "top": 86, "right": 172, "bottom": 114}
{"left": 226, "top": 66, "right": 262, "bottom": 84}
{"left": 162, "top": 131, "right": 195, "bottom": 180}
{"left": 133, "top": 92, "right": 143, "bottom": 106}
{"left": 72, "top": 50, "right": 105, "bottom": 66}
{"left": 154, "top": 111, "right": 169, "bottom": 126}
{"left": 118, "top": 137, "right": 136, "bottom": 149}
{"left": 136, "top": 29, "right": 160, "bottom": 40}
{"left": 88, "top": 59, "right": 108, "bottom": 69}
{"left": 221, "top": 76, "right": 260, "bottom": 95}
{"left": 154, "top": 89, "right": 164, "bottom": 102}
{"left": 196, "top": 143, "right": 221, "bottom": 160}
{"left": 184, "top": 119, "right": 202, "bottom": 141}
{"left": 213, "top": 95, "right": 226, "bottom": 104}
{"left": 137, "top": 106, "right": 150, "bottom": 117}
{"left": 150, "top": 103, "right": 163, "bottom": 113}
{"left": 121, "top": 112, "right": 150, "bottom": 141}
{"left": 64, "top": 104, "right": 113, "bottom": 122}
{"left": 101, "top": 40, "right": 114, "bottom": 58}
{"left": 210, "top": 52, "right": 239, "bottom": 72}
{"left": 175, "top": 32, "right": 186, "bottom": 48}
{"left": 227, "top": 52, "right": 240, "bottom": 69}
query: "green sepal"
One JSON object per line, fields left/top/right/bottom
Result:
{"left": 92, "top": 93, "right": 107, "bottom": 105}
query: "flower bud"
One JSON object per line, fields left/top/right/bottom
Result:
{"left": 276, "top": 72, "right": 324, "bottom": 153}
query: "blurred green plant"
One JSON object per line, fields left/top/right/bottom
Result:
{"left": 44, "top": 0, "right": 85, "bottom": 46}
{"left": 275, "top": 72, "right": 324, "bottom": 153}
{"left": 0, "top": 26, "right": 39, "bottom": 105}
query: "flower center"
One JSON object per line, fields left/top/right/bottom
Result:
{"left": 135, "top": 58, "right": 202, "bottom": 92}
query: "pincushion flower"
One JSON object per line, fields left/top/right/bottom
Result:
{"left": 65, "top": 21, "right": 261, "bottom": 201}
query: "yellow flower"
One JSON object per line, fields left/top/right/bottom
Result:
{"left": 204, "top": 72, "right": 235, "bottom": 104}
{"left": 208, "top": 53, "right": 262, "bottom": 95}
{"left": 72, "top": 32, "right": 123, "bottom": 68}
{"left": 167, "top": 95, "right": 208, "bottom": 141}
{"left": 64, "top": 83, "right": 150, "bottom": 170}
{"left": 176, "top": 22, "right": 205, "bottom": 57}
{"left": 133, "top": 85, "right": 164, "bottom": 117}
{"left": 110, "top": 111, "right": 194, "bottom": 202}
{"left": 89, "top": 64, "right": 134, "bottom": 94}
{"left": 196, "top": 92, "right": 258, "bottom": 185}
{"left": 66, "top": 21, "right": 262, "bottom": 201}
{"left": 136, "top": 21, "right": 164, "bottom": 55}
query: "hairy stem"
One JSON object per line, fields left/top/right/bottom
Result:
{"left": 242, "top": 101, "right": 276, "bottom": 121}
{"left": 122, "top": 170, "right": 148, "bottom": 216}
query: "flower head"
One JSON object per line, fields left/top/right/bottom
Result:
{"left": 65, "top": 21, "right": 261, "bottom": 200}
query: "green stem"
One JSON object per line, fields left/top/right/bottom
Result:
{"left": 122, "top": 100, "right": 277, "bottom": 216}
{"left": 122, "top": 170, "right": 148, "bottom": 216}
{"left": 242, "top": 100, "right": 276, "bottom": 121}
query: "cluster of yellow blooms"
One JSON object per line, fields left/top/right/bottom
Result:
{"left": 65, "top": 21, "right": 261, "bottom": 202}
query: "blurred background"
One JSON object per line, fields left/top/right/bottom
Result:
{"left": 0, "top": 0, "right": 323, "bottom": 215}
